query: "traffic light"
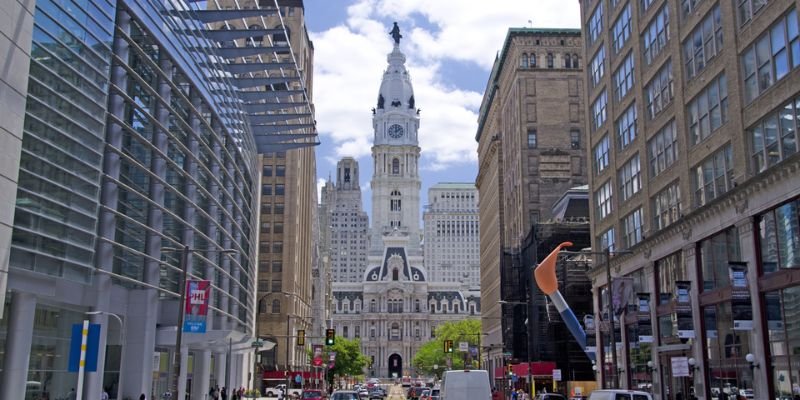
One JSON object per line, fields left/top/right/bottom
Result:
{"left": 297, "top": 329, "right": 305, "bottom": 346}
{"left": 507, "top": 364, "right": 514, "bottom": 375}
{"left": 325, "top": 328, "right": 335, "bottom": 346}
{"left": 443, "top": 340, "right": 454, "bottom": 353}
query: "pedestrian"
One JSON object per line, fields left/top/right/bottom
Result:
{"left": 139, "top": 393, "right": 146, "bottom": 400}
{"left": 511, "top": 388, "right": 518, "bottom": 400}
{"left": 101, "top": 387, "right": 109, "bottom": 400}
{"left": 221, "top": 387, "right": 227, "bottom": 400}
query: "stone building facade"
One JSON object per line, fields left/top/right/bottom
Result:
{"left": 579, "top": 0, "right": 800, "bottom": 397}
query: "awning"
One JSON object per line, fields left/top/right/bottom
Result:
{"left": 262, "top": 370, "right": 324, "bottom": 380}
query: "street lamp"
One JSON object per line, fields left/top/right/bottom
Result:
{"left": 255, "top": 291, "right": 302, "bottom": 395}
{"left": 85, "top": 311, "right": 124, "bottom": 397}
{"left": 162, "top": 246, "right": 237, "bottom": 399}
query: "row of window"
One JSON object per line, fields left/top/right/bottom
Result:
{"left": 527, "top": 129, "right": 582, "bottom": 149}
{"left": 519, "top": 53, "right": 580, "bottom": 69}
{"left": 261, "top": 184, "right": 285, "bottom": 196}
{"left": 262, "top": 164, "right": 286, "bottom": 177}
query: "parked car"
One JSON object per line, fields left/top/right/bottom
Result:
{"left": 419, "top": 389, "right": 432, "bottom": 400}
{"left": 368, "top": 388, "right": 386, "bottom": 399}
{"left": 534, "top": 394, "right": 566, "bottom": 400}
{"left": 588, "top": 390, "right": 653, "bottom": 400}
{"left": 429, "top": 388, "right": 440, "bottom": 400}
{"left": 407, "top": 386, "right": 427, "bottom": 400}
{"left": 303, "top": 389, "right": 325, "bottom": 400}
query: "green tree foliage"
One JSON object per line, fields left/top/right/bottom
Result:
{"left": 308, "top": 337, "right": 369, "bottom": 383}
{"left": 411, "top": 319, "right": 481, "bottom": 378}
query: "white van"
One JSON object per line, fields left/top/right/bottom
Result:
{"left": 588, "top": 390, "right": 653, "bottom": 400}
{"left": 440, "top": 369, "right": 492, "bottom": 400}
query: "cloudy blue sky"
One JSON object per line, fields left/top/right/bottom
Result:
{"left": 304, "top": 0, "right": 581, "bottom": 214}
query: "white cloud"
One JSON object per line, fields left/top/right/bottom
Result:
{"left": 310, "top": 0, "right": 581, "bottom": 171}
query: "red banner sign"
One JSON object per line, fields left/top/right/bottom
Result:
{"left": 184, "top": 280, "right": 211, "bottom": 333}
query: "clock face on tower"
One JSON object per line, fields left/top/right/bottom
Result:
{"left": 388, "top": 124, "right": 404, "bottom": 139}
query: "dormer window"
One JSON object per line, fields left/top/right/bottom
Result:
{"left": 393, "top": 268, "right": 399, "bottom": 281}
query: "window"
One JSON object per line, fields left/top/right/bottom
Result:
{"left": 598, "top": 227, "right": 616, "bottom": 253}
{"left": 390, "top": 323, "right": 401, "bottom": 340}
{"left": 271, "top": 280, "right": 282, "bottom": 292}
{"left": 258, "top": 280, "right": 269, "bottom": 292}
{"left": 370, "top": 299, "right": 377, "bottom": 312}
{"left": 655, "top": 251, "right": 685, "bottom": 304}
{"left": 274, "top": 203, "right": 284, "bottom": 214}
{"left": 683, "top": 5, "right": 723, "bottom": 80}
{"left": 737, "top": 0, "right": 769, "bottom": 26}
{"left": 262, "top": 184, "right": 272, "bottom": 196}
{"left": 652, "top": 181, "right": 681, "bottom": 230}
{"left": 590, "top": 46, "right": 606, "bottom": 87}
{"left": 750, "top": 95, "right": 799, "bottom": 173}
{"left": 276, "top": 165, "right": 286, "bottom": 177}
{"left": 261, "top": 203, "right": 271, "bottom": 214}
{"left": 688, "top": 74, "right": 729, "bottom": 145}
{"left": 644, "top": 61, "right": 674, "bottom": 119}
{"left": 681, "top": 0, "right": 704, "bottom": 18}
{"left": 572, "top": 53, "right": 580, "bottom": 68}
{"left": 622, "top": 208, "right": 644, "bottom": 248}
{"left": 564, "top": 53, "right": 571, "bottom": 68}
{"left": 275, "top": 184, "right": 285, "bottom": 196}
{"left": 272, "top": 261, "right": 282, "bottom": 272}
{"left": 594, "top": 135, "right": 610, "bottom": 174}
{"left": 618, "top": 153, "right": 642, "bottom": 202}
{"left": 613, "top": 52, "right": 635, "bottom": 102}
{"left": 612, "top": 3, "right": 632, "bottom": 53}
{"left": 693, "top": 144, "right": 734, "bottom": 207}
{"left": 343, "top": 326, "right": 349, "bottom": 338}
{"left": 547, "top": 53, "right": 554, "bottom": 68}
{"left": 648, "top": 120, "right": 678, "bottom": 177}
{"left": 272, "top": 242, "right": 283, "bottom": 253}
{"left": 355, "top": 326, "right": 360, "bottom": 338}
{"left": 742, "top": 10, "right": 800, "bottom": 103}
{"left": 588, "top": 3, "right": 604, "bottom": 45}
{"left": 595, "top": 180, "right": 613, "bottom": 220}
{"left": 616, "top": 103, "right": 637, "bottom": 149}
{"left": 758, "top": 199, "right": 800, "bottom": 273}
{"left": 530, "top": 53, "right": 537, "bottom": 68}
{"left": 592, "top": 90, "right": 608, "bottom": 131}
{"left": 643, "top": 5, "right": 670, "bottom": 65}
{"left": 271, "top": 299, "right": 280, "bottom": 314}
{"left": 261, "top": 222, "right": 271, "bottom": 234}
{"left": 761, "top": 287, "right": 800, "bottom": 399}
{"left": 390, "top": 199, "right": 401, "bottom": 212}
{"left": 520, "top": 53, "right": 529, "bottom": 68}
{"left": 392, "top": 268, "right": 399, "bottom": 281}
{"left": 640, "top": 0, "right": 657, "bottom": 14}
{"left": 699, "top": 226, "right": 741, "bottom": 290}
{"left": 263, "top": 165, "right": 273, "bottom": 176}
{"left": 392, "top": 158, "right": 400, "bottom": 175}
{"left": 571, "top": 129, "right": 581, "bottom": 149}
{"left": 527, "top": 129, "right": 537, "bottom": 148}
{"left": 273, "top": 223, "right": 283, "bottom": 234}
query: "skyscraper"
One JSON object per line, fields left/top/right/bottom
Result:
{"left": 321, "top": 158, "right": 369, "bottom": 283}
{"left": 423, "top": 183, "right": 480, "bottom": 287}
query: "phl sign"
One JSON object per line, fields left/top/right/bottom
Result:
{"left": 184, "top": 280, "right": 211, "bottom": 333}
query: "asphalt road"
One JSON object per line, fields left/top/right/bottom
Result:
{"left": 386, "top": 384, "right": 407, "bottom": 400}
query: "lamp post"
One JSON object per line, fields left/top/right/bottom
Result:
{"left": 85, "top": 311, "right": 124, "bottom": 397}
{"left": 255, "top": 291, "right": 302, "bottom": 396}
{"left": 162, "top": 246, "right": 236, "bottom": 399}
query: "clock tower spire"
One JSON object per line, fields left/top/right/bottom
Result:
{"left": 370, "top": 22, "right": 422, "bottom": 253}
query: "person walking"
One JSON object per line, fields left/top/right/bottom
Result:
{"left": 139, "top": 394, "right": 146, "bottom": 400}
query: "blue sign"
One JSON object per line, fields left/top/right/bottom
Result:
{"left": 183, "top": 318, "right": 207, "bottom": 333}
{"left": 68, "top": 323, "right": 101, "bottom": 372}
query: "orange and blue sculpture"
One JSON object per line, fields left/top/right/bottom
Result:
{"left": 533, "top": 241, "right": 596, "bottom": 361}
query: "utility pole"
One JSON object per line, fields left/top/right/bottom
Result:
{"left": 605, "top": 246, "right": 618, "bottom": 388}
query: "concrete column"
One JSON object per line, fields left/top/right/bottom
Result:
{"left": 178, "top": 345, "right": 189, "bottom": 400}
{"left": 120, "top": 290, "right": 159, "bottom": 400}
{"left": 0, "top": 292, "right": 36, "bottom": 400}
{"left": 215, "top": 352, "right": 227, "bottom": 391}
{"left": 192, "top": 350, "right": 212, "bottom": 400}
{"left": 738, "top": 217, "right": 768, "bottom": 398}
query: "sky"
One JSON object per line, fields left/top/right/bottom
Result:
{"left": 304, "top": 0, "right": 582, "bottom": 217}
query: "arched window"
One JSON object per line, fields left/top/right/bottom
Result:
{"left": 547, "top": 53, "right": 554, "bottom": 68}
{"left": 391, "top": 158, "right": 400, "bottom": 175}
{"left": 271, "top": 299, "right": 280, "bottom": 314}
{"left": 391, "top": 190, "right": 401, "bottom": 196}
{"left": 573, "top": 54, "right": 579, "bottom": 68}
{"left": 248, "top": 25, "right": 263, "bottom": 47}
{"left": 520, "top": 53, "right": 529, "bottom": 68}
{"left": 392, "top": 268, "right": 399, "bottom": 281}
{"left": 564, "top": 54, "right": 571, "bottom": 68}
{"left": 454, "top": 303, "right": 460, "bottom": 314}
{"left": 530, "top": 53, "right": 537, "bottom": 68}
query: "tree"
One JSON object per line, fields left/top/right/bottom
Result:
{"left": 308, "top": 337, "right": 369, "bottom": 384}
{"left": 412, "top": 319, "right": 481, "bottom": 378}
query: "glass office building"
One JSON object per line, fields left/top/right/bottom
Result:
{"left": 0, "top": 0, "right": 315, "bottom": 399}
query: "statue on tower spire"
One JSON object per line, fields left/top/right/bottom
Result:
{"left": 390, "top": 22, "right": 402, "bottom": 45}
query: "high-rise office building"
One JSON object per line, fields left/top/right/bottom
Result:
{"left": 475, "top": 28, "right": 587, "bottom": 387}
{"left": 580, "top": 0, "right": 800, "bottom": 397}
{"left": 0, "top": 1, "right": 316, "bottom": 399}
{"left": 423, "top": 183, "right": 480, "bottom": 287}
{"left": 320, "top": 157, "right": 370, "bottom": 283}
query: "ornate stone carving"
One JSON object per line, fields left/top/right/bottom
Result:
{"left": 735, "top": 197, "right": 749, "bottom": 215}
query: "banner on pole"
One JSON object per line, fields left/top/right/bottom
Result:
{"left": 313, "top": 345, "right": 323, "bottom": 366}
{"left": 675, "top": 281, "right": 695, "bottom": 339}
{"left": 184, "top": 280, "right": 211, "bottom": 333}
{"left": 68, "top": 323, "right": 101, "bottom": 372}
{"left": 729, "top": 262, "right": 753, "bottom": 330}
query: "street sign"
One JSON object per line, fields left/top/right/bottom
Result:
{"left": 458, "top": 341, "right": 469, "bottom": 352}
{"left": 433, "top": 364, "right": 438, "bottom": 370}
{"left": 68, "top": 323, "right": 101, "bottom": 372}
{"left": 552, "top": 369, "right": 562, "bottom": 381}
{"left": 251, "top": 341, "right": 263, "bottom": 348}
